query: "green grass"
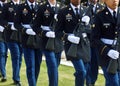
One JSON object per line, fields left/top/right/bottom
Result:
{"left": 0, "top": 54, "right": 105, "bottom": 86}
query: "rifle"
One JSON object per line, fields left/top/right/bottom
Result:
{"left": 45, "top": 0, "right": 65, "bottom": 51}
{"left": 67, "top": 5, "right": 92, "bottom": 62}
{"left": 67, "top": 21, "right": 90, "bottom": 62}
{"left": 107, "top": 26, "right": 120, "bottom": 74}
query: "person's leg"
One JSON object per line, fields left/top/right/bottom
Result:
{"left": 23, "top": 48, "right": 36, "bottom": 86}
{"left": 71, "top": 59, "right": 86, "bottom": 86}
{"left": 43, "top": 50, "right": 58, "bottom": 86}
{"left": 55, "top": 52, "right": 62, "bottom": 67}
{"left": 86, "top": 47, "right": 99, "bottom": 86}
{"left": 7, "top": 42, "right": 21, "bottom": 82}
{"left": 102, "top": 66, "right": 119, "bottom": 86}
{"left": 0, "top": 42, "right": 7, "bottom": 82}
{"left": 34, "top": 49, "right": 42, "bottom": 82}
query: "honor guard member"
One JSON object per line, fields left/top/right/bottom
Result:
{"left": 3, "top": 0, "right": 22, "bottom": 85}
{"left": 55, "top": 0, "right": 91, "bottom": 85}
{"left": 32, "top": 0, "right": 64, "bottom": 86}
{"left": 82, "top": 0, "right": 104, "bottom": 86}
{"left": 0, "top": 0, "right": 8, "bottom": 82}
{"left": 14, "top": 0, "right": 42, "bottom": 86}
{"left": 92, "top": 0, "right": 120, "bottom": 85}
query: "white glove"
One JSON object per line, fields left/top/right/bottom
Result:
{"left": 81, "top": 16, "right": 90, "bottom": 25}
{"left": 107, "top": 49, "right": 119, "bottom": 59}
{"left": 46, "top": 31, "right": 55, "bottom": 38}
{"left": 68, "top": 35, "right": 80, "bottom": 44}
{"left": 26, "top": 29, "right": 36, "bottom": 35}
{"left": 54, "top": 14, "right": 58, "bottom": 20}
{"left": 11, "top": 24, "right": 17, "bottom": 31}
{"left": 41, "top": 25, "right": 50, "bottom": 31}
{"left": 82, "top": 33, "right": 87, "bottom": 38}
{"left": 0, "top": 25, "right": 5, "bottom": 32}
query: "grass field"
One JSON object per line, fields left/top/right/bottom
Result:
{"left": 0, "top": 53, "right": 105, "bottom": 86}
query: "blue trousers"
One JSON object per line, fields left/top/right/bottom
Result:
{"left": 102, "top": 66, "right": 120, "bottom": 86}
{"left": 7, "top": 42, "right": 22, "bottom": 82}
{"left": 0, "top": 42, "right": 7, "bottom": 77}
{"left": 23, "top": 48, "right": 42, "bottom": 86}
{"left": 55, "top": 52, "right": 62, "bottom": 67}
{"left": 71, "top": 59, "right": 86, "bottom": 86}
{"left": 43, "top": 50, "right": 58, "bottom": 86}
{"left": 86, "top": 47, "right": 99, "bottom": 85}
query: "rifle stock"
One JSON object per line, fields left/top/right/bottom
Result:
{"left": 107, "top": 27, "right": 120, "bottom": 74}
{"left": 107, "top": 59, "right": 118, "bottom": 74}
{"left": 10, "top": 30, "right": 19, "bottom": 41}
{"left": 27, "top": 35, "right": 36, "bottom": 47}
{"left": 67, "top": 44, "right": 77, "bottom": 58}
{"left": 45, "top": 38, "right": 55, "bottom": 51}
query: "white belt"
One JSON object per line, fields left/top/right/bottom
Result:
{"left": 22, "top": 24, "right": 31, "bottom": 29}
{"left": 8, "top": 22, "right": 14, "bottom": 25}
{"left": 101, "top": 38, "right": 116, "bottom": 45}
{"left": 41, "top": 25, "right": 50, "bottom": 31}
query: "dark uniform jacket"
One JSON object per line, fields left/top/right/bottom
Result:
{"left": 82, "top": 2, "right": 104, "bottom": 43}
{"left": 33, "top": 1, "right": 63, "bottom": 52}
{"left": 14, "top": 1, "right": 39, "bottom": 48}
{"left": 3, "top": 1, "right": 19, "bottom": 42}
{"left": 92, "top": 7, "right": 120, "bottom": 66}
{"left": 0, "top": 3, "right": 7, "bottom": 42}
{"left": 55, "top": 4, "right": 86, "bottom": 60}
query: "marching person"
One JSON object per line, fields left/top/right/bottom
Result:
{"left": 14, "top": 0, "right": 42, "bottom": 86}
{"left": 55, "top": 0, "right": 91, "bottom": 86}
{"left": 82, "top": 0, "right": 104, "bottom": 86}
{"left": 3, "top": 0, "right": 22, "bottom": 85}
{"left": 92, "top": 0, "right": 120, "bottom": 85}
{"left": 0, "top": 0, "right": 8, "bottom": 82}
{"left": 32, "top": 0, "right": 64, "bottom": 86}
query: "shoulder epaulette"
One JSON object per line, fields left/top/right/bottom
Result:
{"left": 97, "top": 7, "right": 104, "bottom": 13}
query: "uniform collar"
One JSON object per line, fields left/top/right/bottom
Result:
{"left": 27, "top": 0, "right": 35, "bottom": 7}
{"left": 70, "top": 3, "right": 80, "bottom": 14}
{"left": 12, "top": 0, "right": 20, "bottom": 5}
{"left": 107, "top": 7, "right": 118, "bottom": 16}
{"left": 70, "top": 3, "right": 80, "bottom": 9}
{"left": 48, "top": 0, "right": 56, "bottom": 7}
{"left": 0, "top": 1, "right": 4, "bottom": 6}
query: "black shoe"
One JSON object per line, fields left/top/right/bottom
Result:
{"left": 88, "top": 84, "right": 94, "bottom": 86}
{"left": 1, "top": 77, "right": 7, "bottom": 82}
{"left": 0, "top": 72, "right": 2, "bottom": 78}
{"left": 13, "top": 81, "right": 21, "bottom": 86}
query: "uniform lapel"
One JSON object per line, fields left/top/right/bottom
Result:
{"left": 105, "top": 7, "right": 116, "bottom": 24}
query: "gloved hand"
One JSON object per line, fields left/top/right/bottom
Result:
{"left": 46, "top": 31, "right": 55, "bottom": 38}
{"left": 26, "top": 29, "right": 36, "bottom": 35}
{"left": 107, "top": 49, "right": 119, "bottom": 59}
{"left": 0, "top": 25, "right": 5, "bottom": 32}
{"left": 11, "top": 24, "right": 17, "bottom": 31}
{"left": 82, "top": 33, "right": 87, "bottom": 38}
{"left": 54, "top": 14, "right": 58, "bottom": 20}
{"left": 68, "top": 35, "right": 80, "bottom": 44}
{"left": 81, "top": 16, "right": 90, "bottom": 25}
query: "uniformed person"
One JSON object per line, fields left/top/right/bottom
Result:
{"left": 82, "top": 0, "right": 104, "bottom": 86}
{"left": 14, "top": 0, "right": 42, "bottom": 86}
{"left": 3, "top": 0, "right": 22, "bottom": 85}
{"left": 55, "top": 0, "right": 91, "bottom": 86}
{"left": 0, "top": 0, "right": 8, "bottom": 82}
{"left": 92, "top": 0, "right": 120, "bottom": 85}
{"left": 32, "top": 0, "right": 64, "bottom": 86}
